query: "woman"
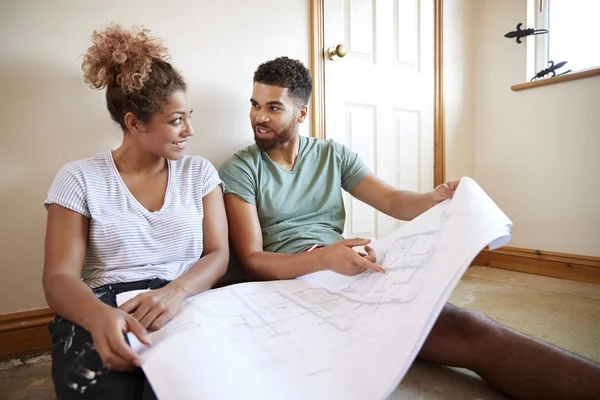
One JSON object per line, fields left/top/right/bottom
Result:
{"left": 42, "top": 24, "right": 228, "bottom": 399}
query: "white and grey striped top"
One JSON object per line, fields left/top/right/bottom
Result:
{"left": 44, "top": 151, "right": 223, "bottom": 289}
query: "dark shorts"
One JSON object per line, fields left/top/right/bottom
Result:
{"left": 49, "top": 278, "right": 169, "bottom": 400}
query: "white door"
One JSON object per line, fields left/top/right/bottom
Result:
{"left": 323, "top": 0, "right": 434, "bottom": 240}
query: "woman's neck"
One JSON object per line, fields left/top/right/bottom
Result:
{"left": 113, "top": 137, "right": 165, "bottom": 175}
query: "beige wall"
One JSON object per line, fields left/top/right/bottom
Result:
{"left": 3, "top": 0, "right": 597, "bottom": 315}
{"left": 0, "top": 0, "right": 310, "bottom": 314}
{"left": 471, "top": 0, "right": 600, "bottom": 256}
{"left": 444, "top": 0, "right": 476, "bottom": 181}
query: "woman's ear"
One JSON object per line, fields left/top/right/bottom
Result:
{"left": 124, "top": 112, "right": 145, "bottom": 134}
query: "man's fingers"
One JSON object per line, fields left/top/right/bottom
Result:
{"left": 362, "top": 245, "right": 377, "bottom": 263}
{"left": 363, "top": 254, "right": 377, "bottom": 263}
{"left": 340, "top": 237, "right": 371, "bottom": 248}
{"left": 107, "top": 328, "right": 143, "bottom": 368}
{"left": 365, "top": 245, "right": 376, "bottom": 256}
{"left": 439, "top": 185, "right": 453, "bottom": 200}
{"left": 443, "top": 180, "right": 459, "bottom": 198}
{"left": 369, "top": 264, "right": 386, "bottom": 274}
{"left": 127, "top": 315, "right": 152, "bottom": 346}
{"left": 359, "top": 258, "right": 386, "bottom": 274}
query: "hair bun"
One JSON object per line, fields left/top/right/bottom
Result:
{"left": 81, "top": 23, "right": 169, "bottom": 94}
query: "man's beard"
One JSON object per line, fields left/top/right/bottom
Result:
{"left": 254, "top": 119, "right": 298, "bottom": 152}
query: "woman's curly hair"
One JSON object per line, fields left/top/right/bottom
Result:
{"left": 81, "top": 23, "right": 186, "bottom": 130}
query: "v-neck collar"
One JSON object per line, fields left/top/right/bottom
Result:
{"left": 106, "top": 151, "right": 172, "bottom": 215}
{"left": 263, "top": 135, "right": 307, "bottom": 175}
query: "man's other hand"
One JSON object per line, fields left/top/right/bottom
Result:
{"left": 431, "top": 180, "right": 460, "bottom": 204}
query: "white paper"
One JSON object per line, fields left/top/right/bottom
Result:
{"left": 117, "top": 176, "right": 512, "bottom": 400}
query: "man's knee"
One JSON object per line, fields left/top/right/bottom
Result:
{"left": 419, "top": 303, "right": 497, "bottom": 368}
{"left": 436, "top": 303, "right": 494, "bottom": 344}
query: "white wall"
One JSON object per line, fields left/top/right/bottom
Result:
{"left": 444, "top": 0, "right": 476, "bottom": 181}
{"left": 0, "top": 0, "right": 310, "bottom": 314}
{"left": 472, "top": 0, "right": 600, "bottom": 256}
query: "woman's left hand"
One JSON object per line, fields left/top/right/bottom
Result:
{"left": 119, "top": 284, "right": 187, "bottom": 330}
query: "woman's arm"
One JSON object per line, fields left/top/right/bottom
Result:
{"left": 43, "top": 205, "right": 149, "bottom": 370}
{"left": 171, "top": 185, "right": 229, "bottom": 295}
{"left": 120, "top": 185, "right": 229, "bottom": 330}
{"left": 43, "top": 205, "right": 102, "bottom": 328}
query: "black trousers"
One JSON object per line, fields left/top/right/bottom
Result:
{"left": 49, "top": 278, "right": 169, "bottom": 399}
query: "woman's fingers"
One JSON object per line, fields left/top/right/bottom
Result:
{"left": 139, "top": 303, "right": 165, "bottom": 330}
{"left": 126, "top": 315, "right": 152, "bottom": 346}
{"left": 106, "top": 325, "right": 142, "bottom": 368}
{"left": 131, "top": 297, "right": 153, "bottom": 323}
{"left": 95, "top": 332, "right": 136, "bottom": 371}
{"left": 119, "top": 296, "right": 141, "bottom": 313}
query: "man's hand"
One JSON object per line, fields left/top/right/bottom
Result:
{"left": 356, "top": 245, "right": 377, "bottom": 262}
{"left": 119, "top": 284, "right": 187, "bottom": 331}
{"left": 320, "top": 238, "right": 386, "bottom": 276}
{"left": 431, "top": 180, "right": 460, "bottom": 204}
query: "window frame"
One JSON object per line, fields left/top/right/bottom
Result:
{"left": 511, "top": 0, "right": 600, "bottom": 91}
{"left": 534, "top": 0, "right": 550, "bottom": 75}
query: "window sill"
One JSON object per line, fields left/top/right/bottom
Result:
{"left": 511, "top": 66, "right": 600, "bottom": 92}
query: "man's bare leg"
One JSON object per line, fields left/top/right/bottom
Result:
{"left": 418, "top": 303, "right": 600, "bottom": 400}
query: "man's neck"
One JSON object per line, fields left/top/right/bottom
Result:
{"left": 267, "top": 134, "right": 301, "bottom": 171}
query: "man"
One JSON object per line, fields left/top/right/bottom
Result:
{"left": 219, "top": 56, "right": 600, "bottom": 399}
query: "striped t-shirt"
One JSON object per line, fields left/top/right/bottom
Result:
{"left": 44, "top": 151, "right": 223, "bottom": 289}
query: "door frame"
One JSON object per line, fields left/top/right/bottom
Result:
{"left": 309, "top": 0, "right": 446, "bottom": 187}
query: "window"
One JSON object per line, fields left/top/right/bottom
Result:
{"left": 535, "top": 0, "right": 600, "bottom": 74}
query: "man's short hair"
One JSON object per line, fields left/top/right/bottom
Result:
{"left": 253, "top": 57, "right": 313, "bottom": 106}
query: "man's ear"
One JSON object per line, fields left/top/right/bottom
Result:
{"left": 124, "top": 112, "right": 146, "bottom": 134}
{"left": 297, "top": 105, "right": 308, "bottom": 123}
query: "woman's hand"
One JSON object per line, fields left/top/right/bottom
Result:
{"left": 119, "top": 284, "right": 187, "bottom": 331}
{"left": 87, "top": 306, "right": 151, "bottom": 371}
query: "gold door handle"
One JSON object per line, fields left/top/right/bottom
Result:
{"left": 327, "top": 44, "right": 347, "bottom": 60}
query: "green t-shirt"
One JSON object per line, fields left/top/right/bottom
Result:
{"left": 219, "top": 135, "right": 371, "bottom": 254}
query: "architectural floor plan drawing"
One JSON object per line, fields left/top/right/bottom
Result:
{"left": 337, "top": 230, "right": 437, "bottom": 304}
{"left": 117, "top": 177, "right": 513, "bottom": 400}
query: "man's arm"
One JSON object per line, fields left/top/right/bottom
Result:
{"left": 349, "top": 174, "right": 436, "bottom": 221}
{"left": 224, "top": 194, "right": 384, "bottom": 280}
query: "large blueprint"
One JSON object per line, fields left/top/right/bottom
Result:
{"left": 117, "top": 177, "right": 512, "bottom": 400}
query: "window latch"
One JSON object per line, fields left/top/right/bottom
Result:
{"left": 504, "top": 23, "right": 549, "bottom": 44}
{"left": 531, "top": 61, "right": 572, "bottom": 81}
